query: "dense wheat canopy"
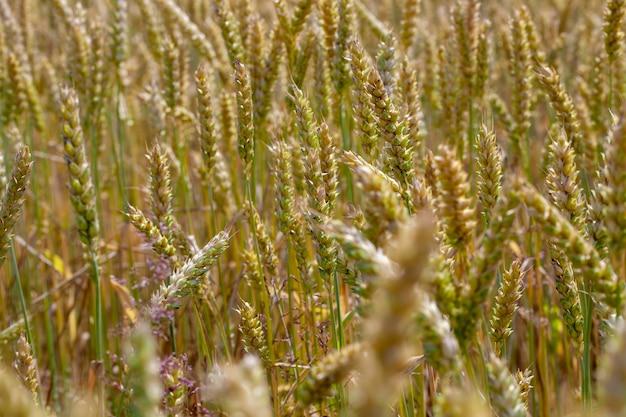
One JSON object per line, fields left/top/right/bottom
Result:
{"left": 1, "top": 0, "right": 626, "bottom": 416}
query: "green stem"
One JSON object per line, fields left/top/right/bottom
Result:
{"left": 581, "top": 281, "right": 593, "bottom": 409}
{"left": 332, "top": 271, "right": 344, "bottom": 349}
{"left": 1, "top": 133, "right": 42, "bottom": 404}
{"left": 89, "top": 250, "right": 105, "bottom": 416}
{"left": 90, "top": 111, "right": 104, "bottom": 229}
{"left": 207, "top": 184, "right": 230, "bottom": 350}
{"left": 327, "top": 270, "right": 347, "bottom": 415}
{"left": 10, "top": 246, "right": 32, "bottom": 341}
{"left": 9, "top": 243, "right": 43, "bottom": 405}
{"left": 114, "top": 371, "right": 131, "bottom": 417}
{"left": 339, "top": 102, "right": 354, "bottom": 204}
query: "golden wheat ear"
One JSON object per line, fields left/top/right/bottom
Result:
{"left": 207, "top": 355, "right": 272, "bottom": 417}
{"left": 298, "top": 343, "right": 362, "bottom": 407}
{"left": 0, "top": 363, "right": 46, "bottom": 417}
{"left": 0, "top": 145, "right": 32, "bottom": 268}
{"left": 352, "top": 214, "right": 435, "bottom": 417}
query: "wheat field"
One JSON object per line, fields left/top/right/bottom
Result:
{"left": 1, "top": 0, "right": 626, "bottom": 416}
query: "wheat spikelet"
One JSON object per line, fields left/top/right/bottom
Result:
{"left": 521, "top": 183, "right": 621, "bottom": 311}
{"left": 146, "top": 144, "right": 191, "bottom": 257}
{"left": 604, "top": 0, "right": 626, "bottom": 63}
{"left": 546, "top": 129, "right": 588, "bottom": 237}
{"left": 416, "top": 292, "right": 461, "bottom": 374}
{"left": 137, "top": 0, "right": 164, "bottom": 62}
{"left": 196, "top": 67, "right": 218, "bottom": 175}
{"left": 551, "top": 255, "right": 584, "bottom": 353}
{"left": 455, "top": 186, "right": 521, "bottom": 347}
{"left": 0, "top": 364, "right": 45, "bottom": 417}
{"left": 270, "top": 138, "right": 310, "bottom": 280}
{"left": 490, "top": 260, "right": 527, "bottom": 355}
{"left": 514, "top": 368, "right": 534, "bottom": 411}
{"left": 401, "top": 59, "right": 427, "bottom": 161}
{"left": 208, "top": 355, "right": 272, "bottom": 417}
{"left": 162, "top": 357, "right": 186, "bottom": 416}
{"left": 349, "top": 39, "right": 380, "bottom": 161}
{"left": 109, "top": 0, "right": 129, "bottom": 88}
{"left": 519, "top": 6, "right": 546, "bottom": 63}
{"left": 86, "top": 19, "right": 108, "bottom": 122}
{"left": 507, "top": 11, "right": 532, "bottom": 164}
{"left": 5, "top": 53, "right": 28, "bottom": 125}
{"left": 333, "top": 0, "right": 356, "bottom": 95}
{"left": 342, "top": 151, "right": 407, "bottom": 243}
{"left": 126, "top": 205, "right": 178, "bottom": 264}
{"left": 214, "top": 0, "right": 245, "bottom": 65}
{"left": 0, "top": 146, "right": 31, "bottom": 268}
{"left": 292, "top": 85, "right": 327, "bottom": 215}
{"left": 246, "top": 204, "right": 279, "bottom": 283}
{"left": 437, "top": 32, "right": 461, "bottom": 144}
{"left": 600, "top": 113, "right": 626, "bottom": 251}
{"left": 0, "top": 319, "right": 25, "bottom": 346}
{"left": 291, "top": 0, "right": 314, "bottom": 40}
{"left": 61, "top": 87, "right": 100, "bottom": 253}
{"left": 235, "top": 61, "right": 255, "bottom": 177}
{"left": 254, "top": 24, "right": 285, "bottom": 123}
{"left": 298, "top": 343, "right": 362, "bottom": 406}
{"left": 352, "top": 215, "right": 435, "bottom": 417}
{"left": 242, "top": 245, "right": 264, "bottom": 292}
{"left": 151, "top": 230, "right": 230, "bottom": 309}
{"left": 237, "top": 301, "right": 271, "bottom": 368}
{"left": 376, "top": 32, "right": 398, "bottom": 101}
{"left": 367, "top": 64, "right": 415, "bottom": 190}
{"left": 13, "top": 335, "right": 38, "bottom": 404}
{"left": 400, "top": 0, "right": 420, "bottom": 51}
{"left": 535, "top": 64, "right": 585, "bottom": 166}
{"left": 486, "top": 354, "right": 527, "bottom": 417}
{"left": 152, "top": 0, "right": 219, "bottom": 68}
{"left": 474, "top": 21, "right": 489, "bottom": 102}
{"left": 475, "top": 126, "right": 502, "bottom": 224}
{"left": 452, "top": 0, "right": 480, "bottom": 104}
{"left": 65, "top": 6, "right": 90, "bottom": 96}
{"left": 319, "top": 0, "right": 339, "bottom": 78}
{"left": 433, "top": 144, "right": 475, "bottom": 252}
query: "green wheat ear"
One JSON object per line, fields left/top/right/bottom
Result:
{"left": 235, "top": 61, "right": 255, "bottom": 178}
{"left": 60, "top": 87, "right": 99, "bottom": 252}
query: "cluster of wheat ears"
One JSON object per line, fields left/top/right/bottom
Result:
{"left": 3, "top": 0, "right": 626, "bottom": 416}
